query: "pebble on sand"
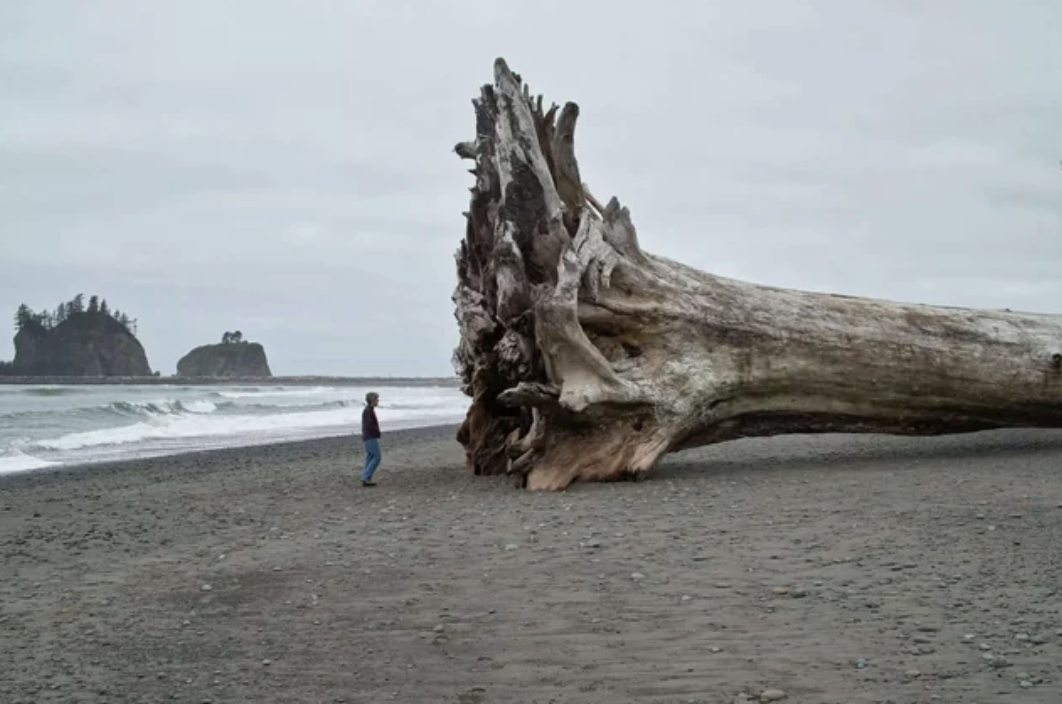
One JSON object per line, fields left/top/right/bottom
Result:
{"left": 630, "top": 572, "right": 646, "bottom": 581}
{"left": 760, "top": 689, "right": 787, "bottom": 701}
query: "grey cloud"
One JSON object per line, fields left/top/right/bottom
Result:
{"left": 2, "top": 1, "right": 1061, "bottom": 375}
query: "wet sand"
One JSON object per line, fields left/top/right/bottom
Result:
{"left": 3, "top": 425, "right": 1062, "bottom": 703}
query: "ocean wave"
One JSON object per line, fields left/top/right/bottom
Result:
{"left": 6, "top": 386, "right": 88, "bottom": 397}
{"left": 107, "top": 399, "right": 219, "bottom": 416}
{"left": 212, "top": 386, "right": 335, "bottom": 399}
{"left": 31, "top": 404, "right": 465, "bottom": 452}
{"left": 0, "top": 396, "right": 361, "bottom": 424}
{"left": 0, "top": 398, "right": 220, "bottom": 422}
{"left": 0, "top": 448, "right": 59, "bottom": 475}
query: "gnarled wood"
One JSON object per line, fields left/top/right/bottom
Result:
{"left": 451, "top": 58, "right": 1062, "bottom": 491}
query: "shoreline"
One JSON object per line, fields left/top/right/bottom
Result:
{"left": 0, "top": 375, "right": 462, "bottom": 387}
{"left": 0, "top": 422, "right": 460, "bottom": 490}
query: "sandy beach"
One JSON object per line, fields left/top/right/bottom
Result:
{"left": 3, "top": 425, "right": 1062, "bottom": 703}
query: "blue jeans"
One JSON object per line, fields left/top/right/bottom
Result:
{"left": 362, "top": 437, "right": 381, "bottom": 482}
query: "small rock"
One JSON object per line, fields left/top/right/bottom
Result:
{"left": 200, "top": 584, "right": 213, "bottom": 592}
{"left": 904, "top": 669, "right": 921, "bottom": 678}
{"left": 790, "top": 588, "right": 807, "bottom": 599}
{"left": 584, "top": 539, "right": 601, "bottom": 549}
{"left": 1019, "top": 680, "right": 1033, "bottom": 689}
{"left": 504, "top": 544, "right": 518, "bottom": 551}
{"left": 433, "top": 624, "right": 445, "bottom": 633}
{"left": 1015, "top": 672, "right": 1031, "bottom": 680}
{"left": 772, "top": 587, "right": 789, "bottom": 596}
{"left": 709, "top": 646, "right": 722, "bottom": 653}
{"left": 760, "top": 690, "right": 787, "bottom": 702}
{"left": 630, "top": 572, "right": 645, "bottom": 581}
{"left": 681, "top": 595, "right": 693, "bottom": 602}
{"left": 261, "top": 659, "right": 271, "bottom": 666}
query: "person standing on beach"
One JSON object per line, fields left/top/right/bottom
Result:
{"left": 361, "top": 392, "right": 382, "bottom": 487}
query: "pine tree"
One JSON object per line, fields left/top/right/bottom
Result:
{"left": 14, "top": 304, "right": 32, "bottom": 331}
{"left": 88, "top": 295, "right": 99, "bottom": 314}
{"left": 99, "top": 299, "right": 110, "bottom": 317}
{"left": 70, "top": 294, "right": 85, "bottom": 314}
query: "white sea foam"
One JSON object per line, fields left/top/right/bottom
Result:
{"left": 0, "top": 448, "right": 59, "bottom": 475}
{"left": 33, "top": 403, "right": 460, "bottom": 451}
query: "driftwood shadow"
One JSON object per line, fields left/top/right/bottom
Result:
{"left": 653, "top": 428, "right": 1062, "bottom": 480}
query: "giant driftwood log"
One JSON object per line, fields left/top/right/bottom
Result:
{"left": 451, "top": 58, "right": 1062, "bottom": 491}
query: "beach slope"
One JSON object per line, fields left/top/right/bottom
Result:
{"left": 3, "top": 426, "right": 1062, "bottom": 702}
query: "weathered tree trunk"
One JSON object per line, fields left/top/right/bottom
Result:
{"left": 451, "top": 58, "right": 1062, "bottom": 491}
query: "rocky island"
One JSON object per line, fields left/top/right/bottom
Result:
{"left": 0, "top": 295, "right": 151, "bottom": 377}
{"left": 176, "top": 331, "right": 272, "bottom": 378}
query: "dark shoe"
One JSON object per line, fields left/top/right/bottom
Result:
{"left": 361, "top": 480, "right": 377, "bottom": 487}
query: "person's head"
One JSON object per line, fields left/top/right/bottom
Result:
{"left": 366, "top": 391, "right": 379, "bottom": 407}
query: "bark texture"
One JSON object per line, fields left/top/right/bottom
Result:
{"left": 451, "top": 58, "right": 1062, "bottom": 491}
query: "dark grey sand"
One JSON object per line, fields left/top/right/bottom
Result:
{"left": 3, "top": 426, "right": 1062, "bottom": 703}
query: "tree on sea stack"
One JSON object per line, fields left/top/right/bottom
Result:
{"left": 451, "top": 58, "right": 1062, "bottom": 491}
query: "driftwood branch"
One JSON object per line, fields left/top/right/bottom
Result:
{"left": 451, "top": 57, "right": 1062, "bottom": 491}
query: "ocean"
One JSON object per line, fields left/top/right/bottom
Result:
{"left": 0, "top": 383, "right": 469, "bottom": 475}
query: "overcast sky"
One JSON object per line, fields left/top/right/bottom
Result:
{"left": 2, "top": 2, "right": 1060, "bottom": 376}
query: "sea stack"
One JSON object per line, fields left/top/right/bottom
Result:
{"left": 176, "top": 331, "right": 272, "bottom": 378}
